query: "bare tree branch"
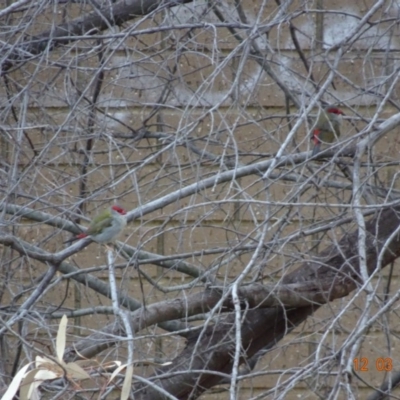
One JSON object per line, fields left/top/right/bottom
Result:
{"left": 132, "top": 205, "right": 400, "bottom": 398}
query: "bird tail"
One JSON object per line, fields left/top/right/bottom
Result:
{"left": 63, "top": 233, "right": 85, "bottom": 244}
{"left": 63, "top": 237, "right": 78, "bottom": 244}
{"left": 312, "top": 143, "right": 321, "bottom": 156}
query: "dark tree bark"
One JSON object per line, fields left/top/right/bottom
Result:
{"left": 131, "top": 205, "right": 400, "bottom": 399}
{"left": 1, "top": 0, "right": 192, "bottom": 74}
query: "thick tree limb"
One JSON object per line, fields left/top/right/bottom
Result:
{"left": 0, "top": 231, "right": 355, "bottom": 363}
{"left": 64, "top": 277, "right": 353, "bottom": 361}
{"left": 1, "top": 0, "right": 192, "bottom": 74}
{"left": 131, "top": 205, "right": 400, "bottom": 399}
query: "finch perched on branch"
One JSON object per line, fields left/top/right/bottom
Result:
{"left": 65, "top": 205, "right": 127, "bottom": 244}
{"left": 311, "top": 106, "right": 344, "bottom": 156}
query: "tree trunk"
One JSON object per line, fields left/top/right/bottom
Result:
{"left": 132, "top": 205, "right": 400, "bottom": 399}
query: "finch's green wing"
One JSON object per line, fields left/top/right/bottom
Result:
{"left": 86, "top": 210, "right": 113, "bottom": 235}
